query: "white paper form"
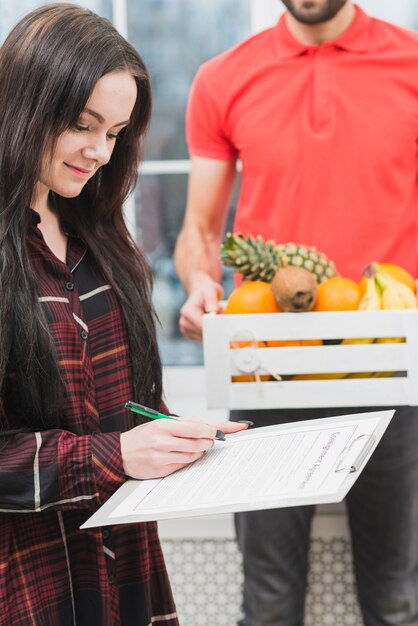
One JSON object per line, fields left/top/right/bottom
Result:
{"left": 81, "top": 410, "right": 394, "bottom": 528}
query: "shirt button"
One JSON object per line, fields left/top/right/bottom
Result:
{"left": 65, "top": 281, "right": 74, "bottom": 291}
{"left": 81, "top": 330, "right": 89, "bottom": 340}
{"left": 108, "top": 575, "right": 115, "bottom": 585}
{"left": 102, "top": 529, "right": 110, "bottom": 540}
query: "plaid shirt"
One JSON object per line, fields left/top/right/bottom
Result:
{"left": 0, "top": 214, "right": 178, "bottom": 626}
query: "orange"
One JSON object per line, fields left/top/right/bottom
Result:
{"left": 299, "top": 339, "right": 323, "bottom": 346}
{"left": 342, "top": 337, "right": 375, "bottom": 345}
{"left": 231, "top": 374, "right": 271, "bottom": 382}
{"left": 359, "top": 263, "right": 416, "bottom": 295}
{"left": 266, "top": 339, "right": 323, "bottom": 347}
{"left": 266, "top": 339, "right": 300, "bottom": 347}
{"left": 224, "top": 281, "right": 281, "bottom": 314}
{"left": 229, "top": 340, "right": 267, "bottom": 349}
{"left": 313, "top": 277, "right": 362, "bottom": 312}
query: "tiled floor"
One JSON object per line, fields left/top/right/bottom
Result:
{"left": 160, "top": 505, "right": 363, "bottom": 626}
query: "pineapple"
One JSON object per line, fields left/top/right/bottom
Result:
{"left": 221, "top": 233, "right": 338, "bottom": 283}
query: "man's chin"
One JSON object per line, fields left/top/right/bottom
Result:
{"left": 283, "top": 0, "right": 347, "bottom": 25}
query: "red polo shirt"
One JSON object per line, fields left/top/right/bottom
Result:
{"left": 186, "top": 6, "right": 418, "bottom": 280}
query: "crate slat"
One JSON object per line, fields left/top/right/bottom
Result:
{"left": 229, "top": 344, "right": 408, "bottom": 376}
{"left": 226, "top": 378, "right": 414, "bottom": 410}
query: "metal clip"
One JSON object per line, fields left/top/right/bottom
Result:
{"left": 335, "top": 434, "right": 375, "bottom": 473}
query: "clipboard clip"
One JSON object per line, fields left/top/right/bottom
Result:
{"left": 334, "top": 434, "right": 376, "bottom": 473}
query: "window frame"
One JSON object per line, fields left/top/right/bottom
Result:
{"left": 122, "top": 0, "right": 273, "bottom": 230}
{"left": 121, "top": 0, "right": 278, "bottom": 404}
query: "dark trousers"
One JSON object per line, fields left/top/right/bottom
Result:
{"left": 231, "top": 406, "right": 418, "bottom": 626}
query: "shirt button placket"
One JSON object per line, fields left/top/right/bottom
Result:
{"left": 312, "top": 45, "right": 333, "bottom": 134}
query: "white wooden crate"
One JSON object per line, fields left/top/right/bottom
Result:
{"left": 202, "top": 310, "right": 418, "bottom": 409}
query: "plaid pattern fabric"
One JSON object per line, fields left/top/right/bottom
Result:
{"left": 0, "top": 214, "right": 178, "bottom": 626}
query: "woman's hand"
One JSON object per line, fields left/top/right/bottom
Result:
{"left": 120, "top": 418, "right": 248, "bottom": 480}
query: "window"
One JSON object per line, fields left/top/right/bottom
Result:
{"left": 128, "top": 1, "right": 252, "bottom": 365}
{"left": 0, "top": 0, "right": 112, "bottom": 41}
{"left": 358, "top": 0, "right": 418, "bottom": 28}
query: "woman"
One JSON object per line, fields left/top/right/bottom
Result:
{"left": 0, "top": 4, "right": 246, "bottom": 625}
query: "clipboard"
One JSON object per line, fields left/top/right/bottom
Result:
{"left": 82, "top": 409, "right": 395, "bottom": 528}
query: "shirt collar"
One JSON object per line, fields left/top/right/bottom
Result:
{"left": 29, "top": 207, "right": 80, "bottom": 239}
{"left": 273, "top": 4, "right": 372, "bottom": 59}
{"left": 30, "top": 208, "right": 41, "bottom": 226}
{"left": 28, "top": 207, "right": 86, "bottom": 269}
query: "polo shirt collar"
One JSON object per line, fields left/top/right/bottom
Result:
{"left": 274, "top": 4, "right": 372, "bottom": 58}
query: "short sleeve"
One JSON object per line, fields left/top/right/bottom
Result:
{"left": 186, "top": 65, "right": 238, "bottom": 161}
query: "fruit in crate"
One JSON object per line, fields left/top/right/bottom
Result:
{"left": 224, "top": 281, "right": 281, "bottom": 314}
{"left": 231, "top": 374, "right": 272, "bottom": 382}
{"left": 280, "top": 242, "right": 338, "bottom": 283}
{"left": 358, "top": 277, "right": 381, "bottom": 311}
{"left": 220, "top": 233, "right": 338, "bottom": 284}
{"left": 359, "top": 263, "right": 416, "bottom": 295}
{"left": 270, "top": 265, "right": 317, "bottom": 312}
{"left": 313, "top": 277, "right": 362, "bottom": 311}
{"left": 267, "top": 339, "right": 323, "bottom": 346}
{"left": 363, "top": 263, "right": 417, "bottom": 310}
{"left": 292, "top": 372, "right": 347, "bottom": 380}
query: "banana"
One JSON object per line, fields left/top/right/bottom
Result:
{"left": 292, "top": 373, "right": 347, "bottom": 380}
{"left": 346, "top": 371, "right": 396, "bottom": 378}
{"left": 366, "top": 262, "right": 417, "bottom": 309}
{"left": 357, "top": 276, "right": 381, "bottom": 310}
{"left": 375, "top": 337, "right": 405, "bottom": 344}
{"left": 342, "top": 337, "right": 375, "bottom": 345}
{"left": 371, "top": 371, "right": 395, "bottom": 378}
{"left": 345, "top": 372, "right": 374, "bottom": 378}
{"left": 379, "top": 277, "right": 414, "bottom": 308}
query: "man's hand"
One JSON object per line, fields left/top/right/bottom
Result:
{"left": 174, "top": 158, "right": 237, "bottom": 340}
{"left": 120, "top": 418, "right": 248, "bottom": 479}
{"left": 179, "top": 274, "right": 223, "bottom": 341}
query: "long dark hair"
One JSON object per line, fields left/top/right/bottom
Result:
{"left": 0, "top": 3, "right": 162, "bottom": 432}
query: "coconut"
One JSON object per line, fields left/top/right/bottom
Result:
{"left": 271, "top": 265, "right": 318, "bottom": 312}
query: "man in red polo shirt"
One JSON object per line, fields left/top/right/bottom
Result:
{"left": 175, "top": 1, "right": 418, "bottom": 625}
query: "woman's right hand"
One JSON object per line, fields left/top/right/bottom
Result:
{"left": 120, "top": 418, "right": 221, "bottom": 479}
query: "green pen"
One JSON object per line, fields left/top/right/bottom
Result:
{"left": 124, "top": 401, "right": 226, "bottom": 441}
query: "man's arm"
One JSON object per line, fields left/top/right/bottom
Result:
{"left": 174, "top": 156, "right": 236, "bottom": 340}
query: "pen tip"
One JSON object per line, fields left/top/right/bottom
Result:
{"left": 216, "top": 430, "right": 226, "bottom": 441}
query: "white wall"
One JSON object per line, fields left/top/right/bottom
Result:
{"left": 251, "top": 0, "right": 284, "bottom": 33}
